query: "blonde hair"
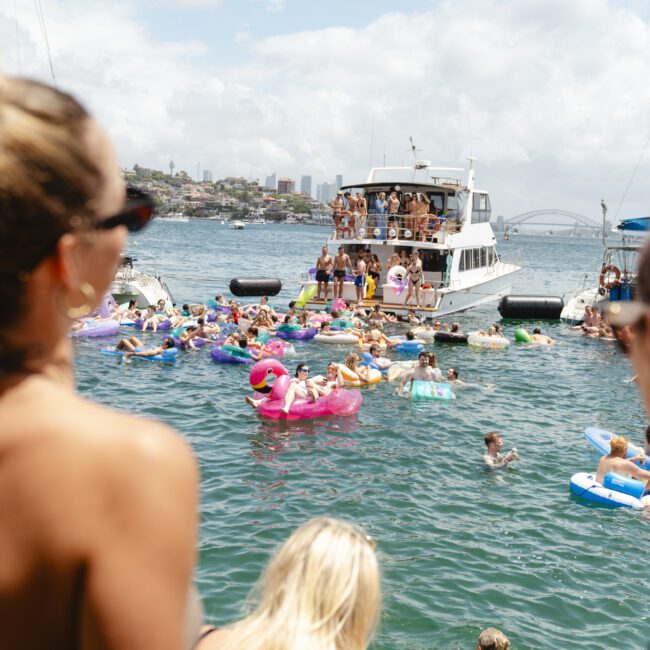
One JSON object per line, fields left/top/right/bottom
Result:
{"left": 345, "top": 352, "right": 361, "bottom": 372}
{"left": 610, "top": 435, "right": 629, "bottom": 456}
{"left": 477, "top": 627, "right": 510, "bottom": 650}
{"left": 219, "top": 517, "right": 380, "bottom": 650}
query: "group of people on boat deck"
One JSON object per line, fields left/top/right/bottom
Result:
{"left": 315, "top": 245, "right": 430, "bottom": 308}
{"left": 330, "top": 188, "right": 455, "bottom": 241}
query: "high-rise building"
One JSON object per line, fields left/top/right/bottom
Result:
{"left": 316, "top": 184, "right": 323, "bottom": 203}
{"left": 265, "top": 173, "right": 277, "bottom": 191}
{"left": 335, "top": 174, "right": 343, "bottom": 190}
{"left": 203, "top": 169, "right": 213, "bottom": 182}
{"left": 277, "top": 178, "right": 295, "bottom": 194}
{"left": 321, "top": 182, "right": 337, "bottom": 205}
{"left": 300, "top": 175, "right": 312, "bottom": 197}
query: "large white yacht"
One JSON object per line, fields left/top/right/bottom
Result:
{"left": 300, "top": 158, "right": 521, "bottom": 318}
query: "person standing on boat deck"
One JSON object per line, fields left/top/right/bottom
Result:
{"left": 354, "top": 254, "right": 367, "bottom": 305}
{"left": 333, "top": 246, "right": 352, "bottom": 300}
{"left": 374, "top": 191, "right": 388, "bottom": 239}
{"left": 0, "top": 77, "right": 200, "bottom": 649}
{"left": 330, "top": 192, "right": 344, "bottom": 238}
{"left": 344, "top": 191, "right": 358, "bottom": 238}
{"left": 415, "top": 192, "right": 431, "bottom": 240}
{"left": 483, "top": 432, "right": 519, "bottom": 468}
{"left": 404, "top": 251, "right": 424, "bottom": 310}
{"left": 315, "top": 246, "right": 333, "bottom": 302}
{"left": 387, "top": 190, "right": 400, "bottom": 238}
{"left": 356, "top": 191, "right": 367, "bottom": 236}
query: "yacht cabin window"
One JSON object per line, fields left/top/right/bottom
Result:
{"left": 459, "top": 246, "right": 497, "bottom": 271}
{"left": 471, "top": 192, "right": 491, "bottom": 223}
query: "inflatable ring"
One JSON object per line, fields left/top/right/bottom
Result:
{"left": 599, "top": 265, "right": 621, "bottom": 290}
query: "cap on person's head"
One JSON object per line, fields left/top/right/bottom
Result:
{"left": 477, "top": 627, "right": 510, "bottom": 650}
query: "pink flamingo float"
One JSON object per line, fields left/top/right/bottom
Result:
{"left": 247, "top": 359, "right": 362, "bottom": 420}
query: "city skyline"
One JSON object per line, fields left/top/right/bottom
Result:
{"left": 1, "top": 1, "right": 649, "bottom": 220}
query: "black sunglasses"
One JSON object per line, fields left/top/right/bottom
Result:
{"left": 96, "top": 187, "right": 155, "bottom": 232}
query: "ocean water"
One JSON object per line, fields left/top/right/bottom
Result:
{"left": 73, "top": 222, "right": 649, "bottom": 649}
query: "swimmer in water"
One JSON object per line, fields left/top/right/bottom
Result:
{"left": 483, "top": 431, "right": 518, "bottom": 468}
{"left": 530, "top": 327, "right": 554, "bottom": 345}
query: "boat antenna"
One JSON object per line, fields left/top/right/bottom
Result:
{"left": 467, "top": 113, "right": 473, "bottom": 158}
{"left": 601, "top": 199, "right": 608, "bottom": 247}
{"left": 408, "top": 137, "right": 421, "bottom": 162}
{"left": 33, "top": 0, "right": 57, "bottom": 86}
{"left": 369, "top": 116, "right": 374, "bottom": 168}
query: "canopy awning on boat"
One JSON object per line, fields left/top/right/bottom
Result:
{"left": 616, "top": 216, "right": 650, "bottom": 232}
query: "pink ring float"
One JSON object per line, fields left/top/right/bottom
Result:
{"left": 248, "top": 359, "right": 362, "bottom": 420}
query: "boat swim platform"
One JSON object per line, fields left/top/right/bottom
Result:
{"left": 305, "top": 297, "right": 440, "bottom": 314}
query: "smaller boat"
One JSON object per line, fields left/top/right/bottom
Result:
{"left": 109, "top": 256, "right": 175, "bottom": 308}
{"left": 231, "top": 220, "right": 245, "bottom": 230}
{"left": 159, "top": 212, "right": 188, "bottom": 222}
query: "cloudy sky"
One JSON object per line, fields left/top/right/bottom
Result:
{"left": 1, "top": 0, "right": 649, "bottom": 221}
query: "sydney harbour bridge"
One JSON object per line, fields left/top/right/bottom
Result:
{"left": 495, "top": 209, "right": 608, "bottom": 235}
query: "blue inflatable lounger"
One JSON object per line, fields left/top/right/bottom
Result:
{"left": 101, "top": 347, "right": 178, "bottom": 363}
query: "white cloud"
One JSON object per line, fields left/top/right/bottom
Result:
{"left": 1, "top": 0, "right": 649, "bottom": 217}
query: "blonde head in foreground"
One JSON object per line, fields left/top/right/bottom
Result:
{"left": 214, "top": 517, "right": 380, "bottom": 650}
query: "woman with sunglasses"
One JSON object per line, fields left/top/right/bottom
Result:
{"left": 0, "top": 78, "right": 200, "bottom": 648}
{"left": 197, "top": 517, "right": 380, "bottom": 650}
{"left": 280, "top": 364, "right": 319, "bottom": 414}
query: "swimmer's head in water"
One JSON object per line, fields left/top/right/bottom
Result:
{"left": 447, "top": 368, "right": 458, "bottom": 379}
{"left": 369, "top": 344, "right": 380, "bottom": 355}
{"left": 610, "top": 435, "right": 628, "bottom": 456}
{"left": 484, "top": 431, "right": 502, "bottom": 448}
{"left": 406, "top": 331, "right": 415, "bottom": 340}
{"left": 418, "top": 352, "right": 428, "bottom": 363}
{"left": 162, "top": 337, "right": 175, "bottom": 349}
{"left": 533, "top": 327, "right": 541, "bottom": 334}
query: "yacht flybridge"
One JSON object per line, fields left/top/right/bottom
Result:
{"left": 301, "top": 158, "right": 521, "bottom": 318}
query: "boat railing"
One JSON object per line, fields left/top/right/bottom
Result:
{"left": 327, "top": 213, "right": 463, "bottom": 243}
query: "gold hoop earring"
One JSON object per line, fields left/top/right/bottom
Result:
{"left": 65, "top": 283, "right": 96, "bottom": 319}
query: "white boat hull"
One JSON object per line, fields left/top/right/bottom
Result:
{"left": 302, "top": 264, "right": 520, "bottom": 320}
{"left": 560, "top": 287, "right": 606, "bottom": 325}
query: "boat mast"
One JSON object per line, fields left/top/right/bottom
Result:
{"left": 601, "top": 199, "right": 607, "bottom": 247}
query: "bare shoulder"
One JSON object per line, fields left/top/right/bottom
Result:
{"left": 0, "top": 379, "right": 197, "bottom": 543}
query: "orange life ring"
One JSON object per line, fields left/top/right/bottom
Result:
{"left": 599, "top": 265, "right": 621, "bottom": 290}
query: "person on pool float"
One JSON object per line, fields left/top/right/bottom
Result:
{"left": 312, "top": 362, "right": 345, "bottom": 396}
{"left": 368, "top": 303, "right": 397, "bottom": 323}
{"left": 595, "top": 435, "right": 650, "bottom": 487}
{"left": 483, "top": 431, "right": 518, "bottom": 468}
{"left": 398, "top": 351, "right": 440, "bottom": 395}
{"left": 116, "top": 335, "right": 176, "bottom": 360}
{"left": 368, "top": 344, "right": 393, "bottom": 370}
{"left": 245, "top": 363, "right": 319, "bottom": 413}
{"left": 141, "top": 304, "right": 168, "bottom": 332}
